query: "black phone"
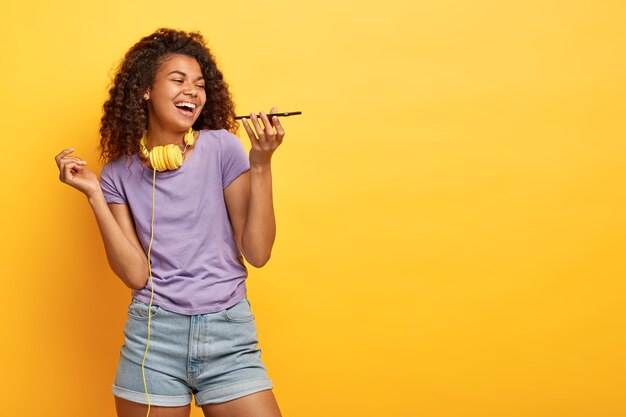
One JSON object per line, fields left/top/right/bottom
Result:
{"left": 235, "top": 111, "right": 302, "bottom": 120}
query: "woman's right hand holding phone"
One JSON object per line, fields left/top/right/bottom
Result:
{"left": 55, "top": 148, "right": 101, "bottom": 198}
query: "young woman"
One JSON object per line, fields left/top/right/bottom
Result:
{"left": 54, "top": 28, "right": 284, "bottom": 417}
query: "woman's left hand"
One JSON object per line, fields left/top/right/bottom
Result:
{"left": 241, "top": 106, "right": 285, "bottom": 166}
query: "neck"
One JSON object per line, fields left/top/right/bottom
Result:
{"left": 145, "top": 122, "right": 188, "bottom": 149}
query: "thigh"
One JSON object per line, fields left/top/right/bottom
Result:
{"left": 193, "top": 298, "right": 274, "bottom": 405}
{"left": 115, "top": 396, "right": 191, "bottom": 417}
{"left": 200, "top": 389, "right": 282, "bottom": 417}
{"left": 113, "top": 298, "right": 193, "bottom": 407}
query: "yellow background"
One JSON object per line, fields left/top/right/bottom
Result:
{"left": 1, "top": 0, "right": 625, "bottom": 416}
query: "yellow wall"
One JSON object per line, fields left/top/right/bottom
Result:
{"left": 1, "top": 0, "right": 625, "bottom": 416}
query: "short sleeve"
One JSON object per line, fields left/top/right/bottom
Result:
{"left": 221, "top": 130, "right": 250, "bottom": 189}
{"left": 99, "top": 162, "right": 127, "bottom": 204}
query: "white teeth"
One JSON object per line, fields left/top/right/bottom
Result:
{"left": 175, "top": 102, "right": 196, "bottom": 109}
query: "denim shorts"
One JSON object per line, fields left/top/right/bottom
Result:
{"left": 112, "top": 296, "right": 273, "bottom": 407}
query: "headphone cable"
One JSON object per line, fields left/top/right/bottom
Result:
{"left": 141, "top": 167, "right": 157, "bottom": 417}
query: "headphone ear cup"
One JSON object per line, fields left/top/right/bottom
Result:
{"left": 163, "top": 146, "right": 171, "bottom": 168}
{"left": 149, "top": 148, "right": 158, "bottom": 171}
{"left": 156, "top": 147, "right": 163, "bottom": 171}
{"left": 158, "top": 146, "right": 168, "bottom": 171}
{"left": 165, "top": 144, "right": 183, "bottom": 169}
{"left": 147, "top": 144, "right": 184, "bottom": 171}
{"left": 139, "top": 130, "right": 191, "bottom": 171}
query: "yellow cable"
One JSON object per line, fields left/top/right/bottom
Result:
{"left": 138, "top": 131, "right": 190, "bottom": 414}
{"left": 141, "top": 167, "right": 157, "bottom": 417}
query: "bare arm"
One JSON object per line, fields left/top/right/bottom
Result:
{"left": 224, "top": 107, "right": 284, "bottom": 268}
{"left": 224, "top": 165, "right": 275, "bottom": 268}
{"left": 87, "top": 191, "right": 149, "bottom": 289}
{"left": 55, "top": 148, "right": 149, "bottom": 289}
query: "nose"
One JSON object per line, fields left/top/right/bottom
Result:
{"left": 184, "top": 86, "right": 198, "bottom": 97}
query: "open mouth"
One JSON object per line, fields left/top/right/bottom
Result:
{"left": 174, "top": 101, "right": 197, "bottom": 116}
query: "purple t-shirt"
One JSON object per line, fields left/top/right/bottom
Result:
{"left": 99, "top": 129, "right": 250, "bottom": 315}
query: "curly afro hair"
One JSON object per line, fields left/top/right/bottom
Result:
{"left": 98, "top": 28, "right": 237, "bottom": 164}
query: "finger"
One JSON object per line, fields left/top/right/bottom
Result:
{"left": 55, "top": 148, "right": 75, "bottom": 159}
{"left": 250, "top": 112, "right": 265, "bottom": 141}
{"left": 259, "top": 111, "right": 276, "bottom": 138}
{"left": 269, "top": 107, "right": 284, "bottom": 139}
{"left": 61, "top": 156, "right": 87, "bottom": 166}
{"left": 273, "top": 116, "right": 285, "bottom": 140}
{"left": 62, "top": 162, "right": 80, "bottom": 182}
{"left": 269, "top": 107, "right": 278, "bottom": 126}
{"left": 55, "top": 148, "right": 75, "bottom": 166}
{"left": 58, "top": 158, "right": 86, "bottom": 175}
{"left": 240, "top": 118, "right": 258, "bottom": 142}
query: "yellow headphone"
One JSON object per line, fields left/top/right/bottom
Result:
{"left": 139, "top": 127, "right": 196, "bottom": 171}
{"left": 138, "top": 127, "right": 195, "bottom": 415}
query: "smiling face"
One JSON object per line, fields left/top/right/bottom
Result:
{"left": 145, "top": 54, "right": 207, "bottom": 133}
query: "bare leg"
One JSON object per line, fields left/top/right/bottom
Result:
{"left": 201, "top": 389, "right": 282, "bottom": 417}
{"left": 115, "top": 396, "right": 191, "bottom": 417}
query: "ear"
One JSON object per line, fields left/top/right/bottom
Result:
{"left": 143, "top": 91, "right": 150, "bottom": 100}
